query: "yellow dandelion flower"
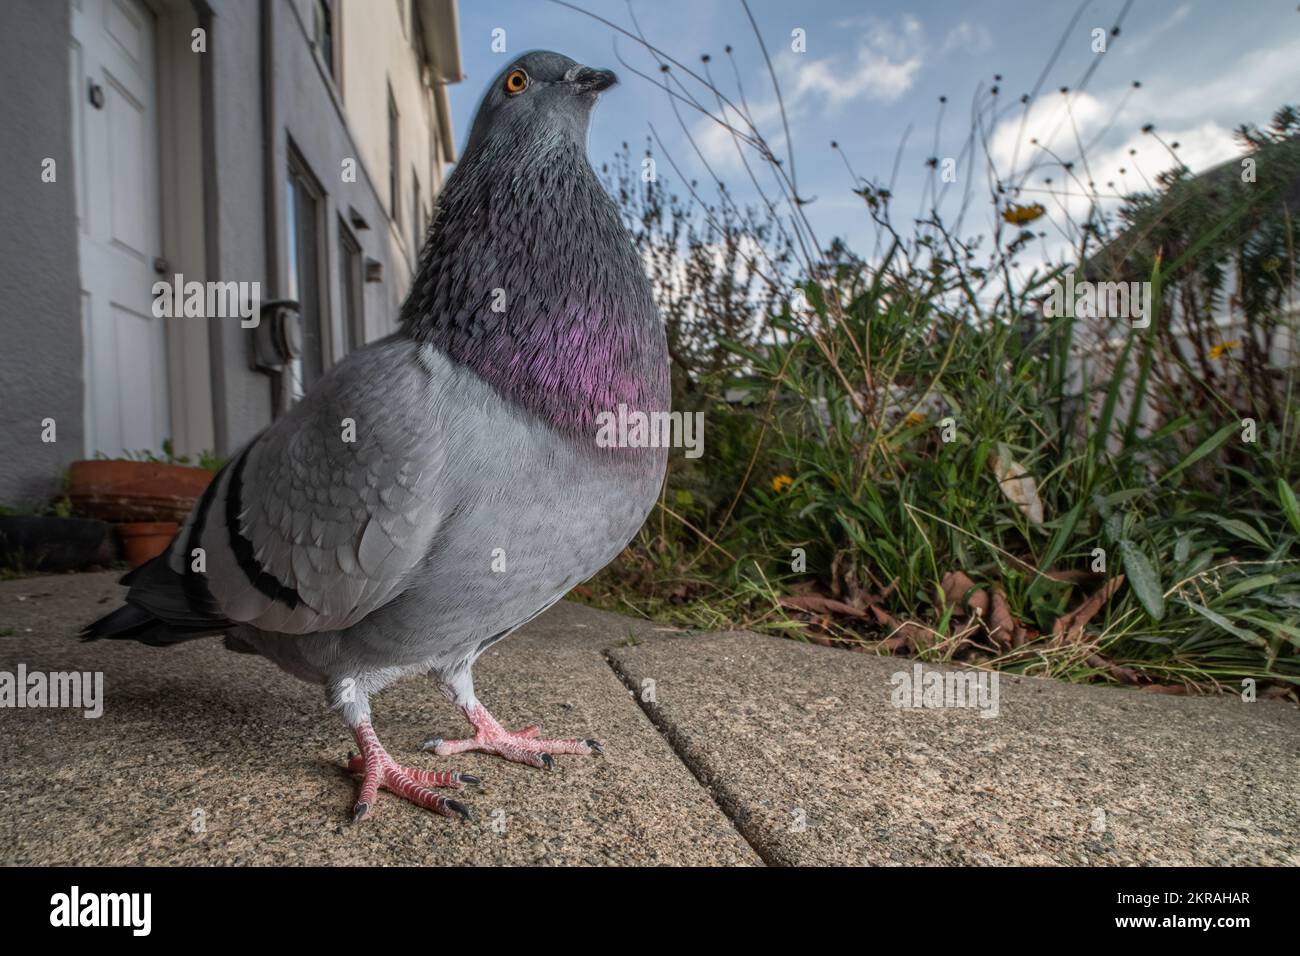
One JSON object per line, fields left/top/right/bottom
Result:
{"left": 1001, "top": 202, "right": 1046, "bottom": 225}
{"left": 1209, "top": 340, "right": 1241, "bottom": 360}
{"left": 771, "top": 474, "right": 794, "bottom": 493}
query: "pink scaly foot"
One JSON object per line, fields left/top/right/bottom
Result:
{"left": 348, "top": 721, "right": 479, "bottom": 824}
{"left": 422, "top": 703, "right": 603, "bottom": 770}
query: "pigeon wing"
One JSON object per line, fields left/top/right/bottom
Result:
{"left": 173, "top": 342, "right": 450, "bottom": 635}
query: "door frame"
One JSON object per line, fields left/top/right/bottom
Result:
{"left": 152, "top": 0, "right": 216, "bottom": 457}
{"left": 72, "top": 0, "right": 216, "bottom": 458}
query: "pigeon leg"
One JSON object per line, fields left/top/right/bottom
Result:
{"left": 347, "top": 721, "right": 478, "bottom": 823}
{"left": 422, "top": 702, "right": 603, "bottom": 770}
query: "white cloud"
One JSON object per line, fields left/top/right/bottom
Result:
{"left": 1116, "top": 3, "right": 1192, "bottom": 58}
{"left": 985, "top": 24, "right": 1291, "bottom": 231}
{"left": 1144, "top": 32, "right": 1300, "bottom": 125}
{"left": 987, "top": 84, "right": 1245, "bottom": 276}
{"left": 941, "top": 21, "right": 993, "bottom": 56}
{"left": 988, "top": 92, "right": 1112, "bottom": 179}
{"left": 788, "top": 15, "right": 925, "bottom": 105}
{"left": 690, "top": 15, "right": 927, "bottom": 171}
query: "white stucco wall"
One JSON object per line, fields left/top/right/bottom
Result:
{"left": 338, "top": 0, "right": 450, "bottom": 319}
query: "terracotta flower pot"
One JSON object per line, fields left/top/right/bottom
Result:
{"left": 67, "top": 459, "right": 214, "bottom": 523}
{"left": 116, "top": 521, "right": 179, "bottom": 569}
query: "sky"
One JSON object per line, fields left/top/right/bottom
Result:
{"left": 447, "top": 1, "right": 1300, "bottom": 273}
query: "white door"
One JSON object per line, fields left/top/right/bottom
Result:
{"left": 70, "top": 0, "right": 170, "bottom": 458}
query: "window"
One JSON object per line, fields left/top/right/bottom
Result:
{"left": 313, "top": 0, "right": 337, "bottom": 82}
{"left": 286, "top": 149, "right": 327, "bottom": 399}
{"left": 338, "top": 219, "right": 365, "bottom": 353}
{"left": 388, "top": 86, "right": 400, "bottom": 226}
{"left": 412, "top": 167, "right": 421, "bottom": 254}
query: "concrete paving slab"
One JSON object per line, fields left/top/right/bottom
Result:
{"left": 0, "top": 573, "right": 758, "bottom": 866}
{"left": 607, "top": 629, "right": 1300, "bottom": 866}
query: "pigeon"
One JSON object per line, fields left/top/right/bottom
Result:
{"left": 83, "top": 51, "right": 670, "bottom": 823}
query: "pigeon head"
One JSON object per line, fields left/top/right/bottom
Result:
{"left": 400, "top": 50, "right": 669, "bottom": 442}
{"left": 463, "top": 51, "right": 618, "bottom": 157}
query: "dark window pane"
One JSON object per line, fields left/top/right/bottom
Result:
{"left": 388, "top": 89, "right": 400, "bottom": 223}
{"left": 286, "top": 153, "right": 326, "bottom": 401}
{"left": 315, "top": 0, "right": 334, "bottom": 76}
{"left": 339, "top": 220, "right": 364, "bottom": 353}
{"left": 412, "top": 168, "right": 421, "bottom": 254}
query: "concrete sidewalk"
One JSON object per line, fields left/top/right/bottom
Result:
{"left": 1, "top": 572, "right": 1297, "bottom": 865}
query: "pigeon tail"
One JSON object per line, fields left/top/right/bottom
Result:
{"left": 81, "top": 553, "right": 231, "bottom": 646}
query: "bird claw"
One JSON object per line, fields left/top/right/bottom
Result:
{"left": 423, "top": 704, "right": 604, "bottom": 767}
{"left": 348, "top": 722, "right": 477, "bottom": 823}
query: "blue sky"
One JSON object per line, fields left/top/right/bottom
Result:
{"left": 447, "top": 1, "right": 1300, "bottom": 270}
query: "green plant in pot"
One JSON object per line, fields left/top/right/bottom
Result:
{"left": 66, "top": 441, "right": 223, "bottom": 568}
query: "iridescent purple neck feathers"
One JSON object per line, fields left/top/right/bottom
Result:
{"left": 399, "top": 128, "right": 669, "bottom": 439}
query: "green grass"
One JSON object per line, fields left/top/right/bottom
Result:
{"left": 580, "top": 249, "right": 1300, "bottom": 694}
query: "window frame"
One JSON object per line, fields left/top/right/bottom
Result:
{"left": 338, "top": 216, "right": 365, "bottom": 354}
{"left": 312, "top": 0, "right": 341, "bottom": 90}
{"left": 285, "top": 144, "right": 331, "bottom": 399}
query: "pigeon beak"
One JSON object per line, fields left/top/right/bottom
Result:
{"left": 570, "top": 66, "right": 618, "bottom": 95}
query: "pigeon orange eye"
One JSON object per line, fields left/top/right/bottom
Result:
{"left": 503, "top": 69, "right": 529, "bottom": 95}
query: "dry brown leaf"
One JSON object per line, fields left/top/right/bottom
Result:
{"left": 902, "top": 624, "right": 940, "bottom": 652}
{"left": 868, "top": 604, "right": 932, "bottom": 652}
{"left": 1041, "top": 568, "right": 1099, "bottom": 584}
{"left": 802, "top": 632, "right": 837, "bottom": 647}
{"left": 779, "top": 594, "right": 870, "bottom": 618}
{"left": 1087, "top": 654, "right": 1141, "bottom": 685}
{"left": 940, "top": 570, "right": 976, "bottom": 614}
{"left": 1053, "top": 575, "right": 1126, "bottom": 644}
{"left": 987, "top": 585, "right": 1017, "bottom": 648}
{"left": 1260, "top": 684, "right": 1297, "bottom": 701}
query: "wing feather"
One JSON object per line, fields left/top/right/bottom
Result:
{"left": 179, "top": 340, "right": 451, "bottom": 635}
